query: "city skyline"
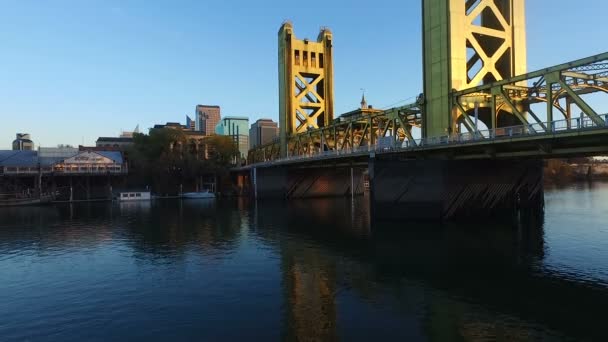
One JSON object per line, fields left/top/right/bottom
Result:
{"left": 1, "top": 0, "right": 608, "bottom": 148}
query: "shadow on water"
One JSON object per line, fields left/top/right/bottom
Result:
{"left": 251, "top": 197, "right": 608, "bottom": 341}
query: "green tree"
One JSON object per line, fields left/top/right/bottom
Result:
{"left": 126, "top": 128, "right": 238, "bottom": 194}
{"left": 205, "top": 135, "right": 240, "bottom": 170}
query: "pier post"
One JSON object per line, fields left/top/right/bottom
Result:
{"left": 86, "top": 176, "right": 91, "bottom": 201}
{"left": 252, "top": 168, "right": 258, "bottom": 200}
{"left": 350, "top": 166, "right": 354, "bottom": 201}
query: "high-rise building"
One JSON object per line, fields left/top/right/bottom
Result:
{"left": 12, "top": 133, "right": 34, "bottom": 151}
{"left": 186, "top": 115, "right": 196, "bottom": 131}
{"left": 216, "top": 116, "right": 249, "bottom": 160}
{"left": 249, "top": 119, "right": 279, "bottom": 149}
{"left": 194, "top": 105, "right": 221, "bottom": 135}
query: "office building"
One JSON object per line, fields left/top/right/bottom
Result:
{"left": 186, "top": 115, "right": 196, "bottom": 131}
{"left": 195, "top": 105, "right": 221, "bottom": 135}
{"left": 249, "top": 119, "right": 279, "bottom": 149}
{"left": 12, "top": 133, "right": 34, "bottom": 151}
{"left": 215, "top": 116, "right": 249, "bottom": 160}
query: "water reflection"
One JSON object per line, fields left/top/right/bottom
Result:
{"left": 0, "top": 186, "right": 607, "bottom": 341}
{"left": 253, "top": 197, "right": 607, "bottom": 341}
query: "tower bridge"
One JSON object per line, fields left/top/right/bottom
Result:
{"left": 236, "top": 0, "right": 608, "bottom": 220}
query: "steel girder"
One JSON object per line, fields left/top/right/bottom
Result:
{"left": 248, "top": 103, "right": 422, "bottom": 163}
{"left": 249, "top": 52, "right": 608, "bottom": 164}
{"left": 453, "top": 52, "right": 608, "bottom": 134}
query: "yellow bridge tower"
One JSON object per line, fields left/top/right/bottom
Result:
{"left": 422, "top": 0, "right": 527, "bottom": 138}
{"left": 278, "top": 22, "right": 334, "bottom": 157}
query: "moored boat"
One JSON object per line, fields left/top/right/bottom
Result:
{"left": 116, "top": 191, "right": 151, "bottom": 201}
{"left": 181, "top": 190, "right": 215, "bottom": 199}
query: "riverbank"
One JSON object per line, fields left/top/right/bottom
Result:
{"left": 545, "top": 160, "right": 608, "bottom": 183}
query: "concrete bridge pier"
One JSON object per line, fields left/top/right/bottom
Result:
{"left": 251, "top": 165, "right": 365, "bottom": 200}
{"left": 368, "top": 157, "right": 544, "bottom": 221}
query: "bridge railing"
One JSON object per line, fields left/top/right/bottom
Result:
{"left": 254, "top": 114, "right": 608, "bottom": 166}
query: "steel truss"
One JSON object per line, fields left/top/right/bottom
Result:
{"left": 249, "top": 101, "right": 423, "bottom": 163}
{"left": 453, "top": 52, "right": 608, "bottom": 136}
{"left": 249, "top": 52, "right": 608, "bottom": 164}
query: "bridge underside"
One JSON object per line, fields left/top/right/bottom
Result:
{"left": 245, "top": 157, "right": 543, "bottom": 221}
{"left": 369, "top": 158, "right": 543, "bottom": 221}
{"left": 253, "top": 166, "right": 365, "bottom": 199}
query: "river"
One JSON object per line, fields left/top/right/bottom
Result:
{"left": 1, "top": 183, "right": 607, "bottom": 341}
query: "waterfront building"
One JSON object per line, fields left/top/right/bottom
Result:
{"left": 12, "top": 133, "right": 34, "bottom": 151}
{"left": 152, "top": 122, "right": 188, "bottom": 130}
{"left": 194, "top": 105, "right": 221, "bottom": 135}
{"left": 0, "top": 148, "right": 125, "bottom": 176}
{"left": 153, "top": 117, "right": 196, "bottom": 132}
{"left": 96, "top": 137, "right": 134, "bottom": 150}
{"left": 96, "top": 128, "right": 138, "bottom": 150}
{"left": 216, "top": 116, "right": 249, "bottom": 160}
{"left": 249, "top": 119, "right": 279, "bottom": 149}
{"left": 119, "top": 126, "right": 140, "bottom": 138}
{"left": 38, "top": 147, "right": 80, "bottom": 160}
{"left": 79, "top": 145, "right": 122, "bottom": 152}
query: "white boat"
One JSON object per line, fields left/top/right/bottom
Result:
{"left": 181, "top": 190, "right": 215, "bottom": 199}
{"left": 117, "top": 191, "right": 151, "bottom": 201}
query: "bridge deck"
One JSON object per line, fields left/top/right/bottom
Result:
{"left": 237, "top": 117, "right": 608, "bottom": 170}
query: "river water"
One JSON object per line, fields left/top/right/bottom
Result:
{"left": 1, "top": 183, "right": 607, "bottom": 341}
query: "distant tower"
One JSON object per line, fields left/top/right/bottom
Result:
{"left": 278, "top": 22, "right": 334, "bottom": 157}
{"left": 360, "top": 92, "right": 367, "bottom": 109}
{"left": 195, "top": 105, "right": 221, "bottom": 135}
{"left": 12, "top": 133, "right": 34, "bottom": 151}
{"left": 422, "top": 0, "right": 527, "bottom": 137}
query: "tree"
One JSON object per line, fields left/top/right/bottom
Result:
{"left": 205, "top": 135, "right": 240, "bottom": 169}
{"left": 126, "top": 129, "right": 238, "bottom": 194}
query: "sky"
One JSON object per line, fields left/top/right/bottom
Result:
{"left": 0, "top": 0, "right": 607, "bottom": 149}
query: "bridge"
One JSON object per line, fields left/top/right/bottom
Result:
{"left": 235, "top": 0, "right": 608, "bottom": 220}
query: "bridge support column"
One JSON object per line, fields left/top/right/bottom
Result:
{"left": 369, "top": 158, "right": 544, "bottom": 221}
{"left": 252, "top": 166, "right": 365, "bottom": 200}
{"left": 253, "top": 167, "right": 289, "bottom": 199}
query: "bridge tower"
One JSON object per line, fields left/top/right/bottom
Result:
{"left": 278, "top": 22, "right": 334, "bottom": 157}
{"left": 422, "top": 0, "right": 527, "bottom": 138}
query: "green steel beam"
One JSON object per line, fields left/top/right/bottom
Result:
{"left": 455, "top": 102, "right": 481, "bottom": 135}
{"left": 499, "top": 88, "right": 536, "bottom": 133}
{"left": 558, "top": 79, "right": 605, "bottom": 126}
{"left": 527, "top": 108, "right": 548, "bottom": 131}
{"left": 453, "top": 52, "right": 608, "bottom": 96}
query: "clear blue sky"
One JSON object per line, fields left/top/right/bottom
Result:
{"left": 1, "top": 0, "right": 606, "bottom": 148}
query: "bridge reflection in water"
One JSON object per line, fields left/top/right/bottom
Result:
{"left": 1, "top": 189, "right": 607, "bottom": 340}
{"left": 251, "top": 193, "right": 606, "bottom": 341}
